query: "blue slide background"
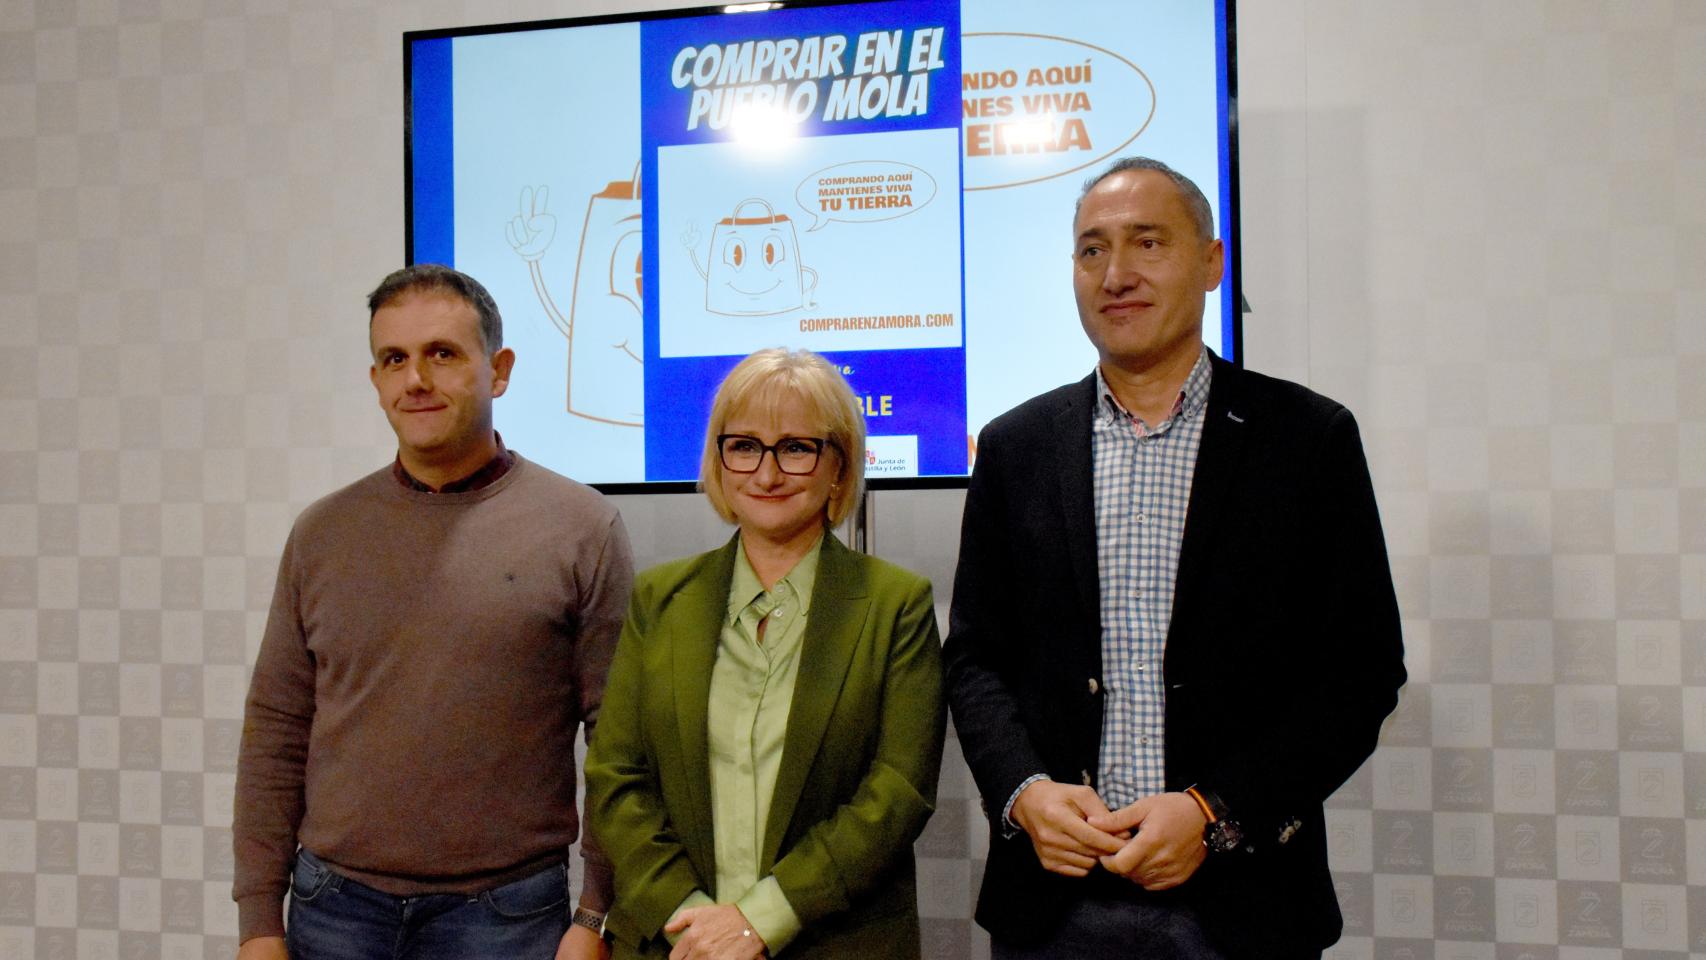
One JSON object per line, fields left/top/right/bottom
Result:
{"left": 639, "top": 0, "right": 965, "bottom": 481}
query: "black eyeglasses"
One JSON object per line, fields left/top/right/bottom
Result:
{"left": 717, "top": 434, "right": 836, "bottom": 475}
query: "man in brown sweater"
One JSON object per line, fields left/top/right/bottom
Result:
{"left": 233, "top": 265, "right": 633, "bottom": 960}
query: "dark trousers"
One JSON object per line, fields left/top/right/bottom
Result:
{"left": 991, "top": 895, "right": 1319, "bottom": 960}
{"left": 285, "top": 849, "right": 569, "bottom": 960}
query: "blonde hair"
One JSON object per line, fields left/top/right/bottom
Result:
{"left": 699, "top": 348, "right": 866, "bottom": 526}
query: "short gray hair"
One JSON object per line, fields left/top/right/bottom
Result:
{"left": 1075, "top": 156, "right": 1216, "bottom": 242}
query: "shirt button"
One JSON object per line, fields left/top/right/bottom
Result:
{"left": 1136, "top": 513, "right": 1147, "bottom": 524}
{"left": 1136, "top": 664, "right": 1145, "bottom": 672}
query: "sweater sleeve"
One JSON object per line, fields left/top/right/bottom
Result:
{"left": 231, "top": 529, "right": 317, "bottom": 942}
{"left": 573, "top": 509, "right": 636, "bottom": 913}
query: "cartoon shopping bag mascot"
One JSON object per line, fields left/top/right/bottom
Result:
{"left": 685, "top": 198, "right": 818, "bottom": 317}
{"left": 507, "top": 165, "right": 644, "bottom": 426}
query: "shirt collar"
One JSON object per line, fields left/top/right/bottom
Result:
{"left": 727, "top": 530, "right": 825, "bottom": 624}
{"left": 1094, "top": 348, "right": 1214, "bottom": 432}
{"left": 392, "top": 433, "right": 514, "bottom": 493}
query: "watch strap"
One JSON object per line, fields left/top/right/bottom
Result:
{"left": 1184, "top": 784, "right": 1220, "bottom": 823}
{"left": 571, "top": 906, "right": 606, "bottom": 937}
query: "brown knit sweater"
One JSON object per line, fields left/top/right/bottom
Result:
{"left": 232, "top": 454, "right": 633, "bottom": 941}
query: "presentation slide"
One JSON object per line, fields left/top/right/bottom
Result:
{"left": 408, "top": 0, "right": 1233, "bottom": 486}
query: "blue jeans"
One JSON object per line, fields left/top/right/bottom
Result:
{"left": 285, "top": 849, "right": 570, "bottom": 960}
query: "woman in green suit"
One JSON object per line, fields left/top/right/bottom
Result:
{"left": 586, "top": 348, "right": 946, "bottom": 959}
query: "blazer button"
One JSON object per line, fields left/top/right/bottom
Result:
{"left": 1087, "top": 678, "right": 1100, "bottom": 695}
{"left": 1081, "top": 770, "right": 1093, "bottom": 786}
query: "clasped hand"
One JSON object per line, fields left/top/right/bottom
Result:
{"left": 665, "top": 903, "right": 767, "bottom": 960}
{"left": 1011, "top": 780, "right": 1207, "bottom": 890}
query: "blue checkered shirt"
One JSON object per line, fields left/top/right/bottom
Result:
{"left": 1091, "top": 350, "right": 1211, "bottom": 810}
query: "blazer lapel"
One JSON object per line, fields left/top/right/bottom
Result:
{"left": 1171, "top": 354, "right": 1250, "bottom": 636}
{"left": 670, "top": 537, "right": 739, "bottom": 860}
{"left": 1056, "top": 374, "right": 1100, "bottom": 627}
{"left": 761, "top": 533, "right": 870, "bottom": 868}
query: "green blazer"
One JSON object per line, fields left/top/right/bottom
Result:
{"left": 585, "top": 532, "right": 946, "bottom": 959}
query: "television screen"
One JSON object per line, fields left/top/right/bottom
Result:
{"left": 406, "top": 0, "right": 1238, "bottom": 489}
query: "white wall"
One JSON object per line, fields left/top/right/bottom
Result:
{"left": 2, "top": 1, "right": 1702, "bottom": 957}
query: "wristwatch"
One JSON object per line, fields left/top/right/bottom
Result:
{"left": 1185, "top": 785, "right": 1246, "bottom": 854}
{"left": 571, "top": 906, "right": 607, "bottom": 938}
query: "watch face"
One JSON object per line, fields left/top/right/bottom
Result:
{"left": 1207, "top": 819, "right": 1245, "bottom": 853}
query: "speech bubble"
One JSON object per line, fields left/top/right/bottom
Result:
{"left": 797, "top": 160, "right": 937, "bottom": 232}
{"left": 961, "top": 32, "right": 1155, "bottom": 191}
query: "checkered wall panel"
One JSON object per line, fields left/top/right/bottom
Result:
{"left": 3, "top": 2, "right": 1703, "bottom": 959}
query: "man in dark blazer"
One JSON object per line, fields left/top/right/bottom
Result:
{"left": 944, "top": 157, "right": 1406, "bottom": 959}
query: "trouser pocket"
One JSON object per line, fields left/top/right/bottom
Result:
{"left": 479, "top": 863, "right": 568, "bottom": 920}
{"left": 289, "top": 848, "right": 338, "bottom": 903}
